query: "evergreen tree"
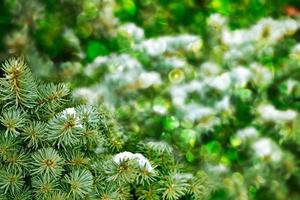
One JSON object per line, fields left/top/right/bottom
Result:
{"left": 0, "top": 58, "right": 211, "bottom": 199}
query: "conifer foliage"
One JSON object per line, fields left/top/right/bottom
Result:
{"left": 0, "top": 58, "right": 211, "bottom": 199}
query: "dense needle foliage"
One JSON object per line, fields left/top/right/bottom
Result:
{"left": 0, "top": 58, "right": 211, "bottom": 200}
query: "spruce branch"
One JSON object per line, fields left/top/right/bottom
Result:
{"left": 105, "top": 159, "right": 138, "bottom": 184}
{"left": 76, "top": 105, "right": 99, "bottom": 128}
{"left": 159, "top": 172, "right": 189, "bottom": 200}
{"left": 0, "top": 108, "right": 28, "bottom": 137}
{"left": 136, "top": 185, "right": 161, "bottom": 200}
{"left": 0, "top": 58, "right": 37, "bottom": 108}
{"left": 63, "top": 149, "right": 90, "bottom": 170}
{"left": 21, "top": 121, "right": 47, "bottom": 149}
{"left": 63, "top": 169, "right": 93, "bottom": 199}
{"left": 187, "top": 172, "right": 213, "bottom": 200}
{"left": 0, "top": 135, "right": 19, "bottom": 160}
{"left": 45, "top": 191, "right": 68, "bottom": 200}
{"left": 95, "top": 184, "right": 131, "bottom": 200}
{"left": 32, "top": 175, "right": 59, "bottom": 199}
{"left": 30, "top": 147, "right": 64, "bottom": 178}
{"left": 5, "top": 150, "right": 29, "bottom": 172}
{"left": 98, "top": 106, "right": 125, "bottom": 151}
{"left": 8, "top": 186, "right": 32, "bottom": 200}
{"left": 135, "top": 163, "right": 157, "bottom": 185}
{"left": 0, "top": 168, "right": 24, "bottom": 194}
{"left": 116, "top": 186, "right": 132, "bottom": 200}
{"left": 140, "top": 141, "right": 176, "bottom": 170}
{"left": 47, "top": 108, "right": 83, "bottom": 147}
{"left": 144, "top": 141, "right": 173, "bottom": 155}
{"left": 96, "top": 188, "right": 118, "bottom": 200}
{"left": 81, "top": 127, "right": 101, "bottom": 147}
{"left": 36, "top": 83, "right": 69, "bottom": 116}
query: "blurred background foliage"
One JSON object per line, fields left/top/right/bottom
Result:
{"left": 1, "top": 0, "right": 300, "bottom": 199}
{"left": 1, "top": 0, "right": 298, "bottom": 64}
